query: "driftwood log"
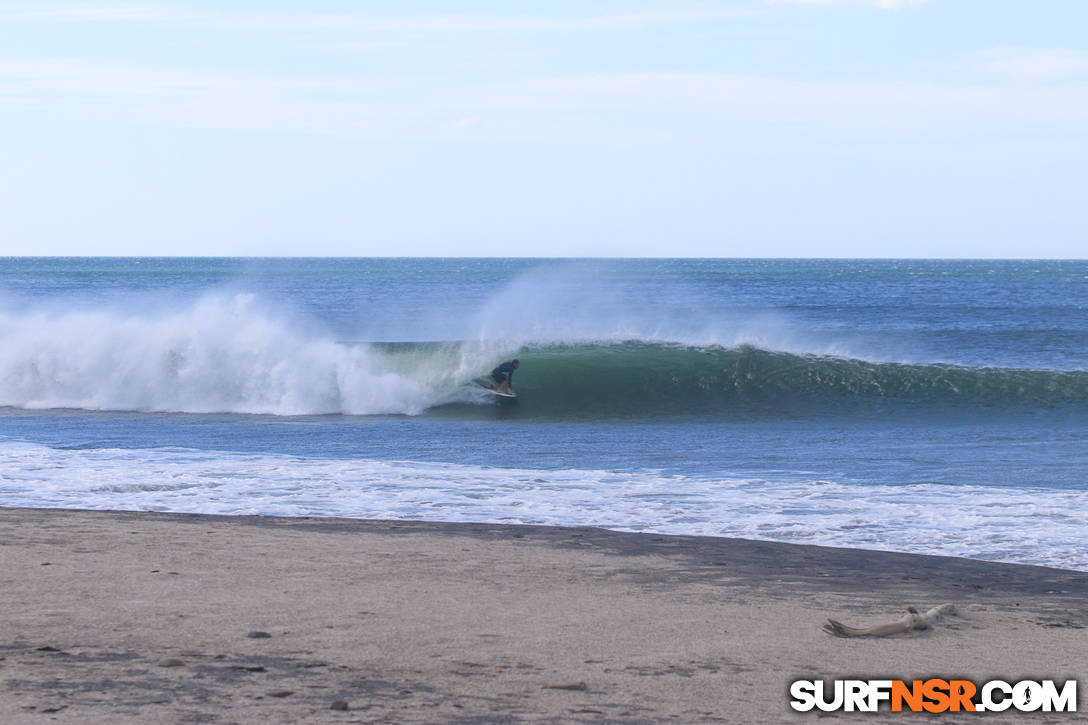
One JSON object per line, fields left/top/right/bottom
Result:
{"left": 823, "top": 604, "right": 958, "bottom": 638}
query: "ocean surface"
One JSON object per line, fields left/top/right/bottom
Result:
{"left": 1, "top": 258, "right": 1086, "bottom": 570}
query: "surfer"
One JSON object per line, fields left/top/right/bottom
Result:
{"left": 489, "top": 359, "right": 520, "bottom": 395}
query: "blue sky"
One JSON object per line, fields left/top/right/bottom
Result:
{"left": 1, "top": 1, "right": 1086, "bottom": 257}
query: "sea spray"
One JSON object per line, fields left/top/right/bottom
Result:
{"left": 0, "top": 293, "right": 450, "bottom": 415}
{"left": 467, "top": 263, "right": 858, "bottom": 356}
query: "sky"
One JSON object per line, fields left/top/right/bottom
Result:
{"left": 0, "top": 0, "right": 1086, "bottom": 258}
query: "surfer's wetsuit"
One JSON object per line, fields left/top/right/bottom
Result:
{"left": 491, "top": 361, "right": 517, "bottom": 386}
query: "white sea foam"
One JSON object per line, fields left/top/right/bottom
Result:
{"left": 2, "top": 440, "right": 1085, "bottom": 571}
{"left": 0, "top": 293, "right": 515, "bottom": 415}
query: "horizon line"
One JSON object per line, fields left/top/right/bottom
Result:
{"left": 2, "top": 255, "right": 1085, "bottom": 262}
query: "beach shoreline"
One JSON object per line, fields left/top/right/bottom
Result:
{"left": 2, "top": 507, "right": 1086, "bottom": 723}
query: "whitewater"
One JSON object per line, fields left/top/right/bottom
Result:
{"left": 1, "top": 258, "right": 1085, "bottom": 569}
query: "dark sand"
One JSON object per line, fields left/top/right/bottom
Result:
{"left": 2, "top": 507, "right": 1086, "bottom": 723}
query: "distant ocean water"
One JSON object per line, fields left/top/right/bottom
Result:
{"left": 1, "top": 258, "right": 1085, "bottom": 570}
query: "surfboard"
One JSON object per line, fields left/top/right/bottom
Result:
{"left": 478, "top": 383, "right": 517, "bottom": 398}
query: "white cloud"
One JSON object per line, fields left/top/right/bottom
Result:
{"left": 488, "top": 71, "right": 1088, "bottom": 121}
{"left": 767, "top": 0, "right": 929, "bottom": 8}
{"left": 2, "top": 59, "right": 1085, "bottom": 140}
{"left": 440, "top": 117, "right": 482, "bottom": 136}
{"left": 979, "top": 49, "right": 1088, "bottom": 82}
{"left": 0, "top": 3, "right": 749, "bottom": 33}
{"left": 1, "top": 3, "right": 188, "bottom": 22}
{"left": 0, "top": 58, "right": 408, "bottom": 135}
{"left": 0, "top": 58, "right": 352, "bottom": 96}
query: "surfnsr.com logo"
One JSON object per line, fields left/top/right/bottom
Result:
{"left": 789, "top": 679, "right": 1078, "bottom": 713}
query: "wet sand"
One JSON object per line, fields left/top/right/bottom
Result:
{"left": 1, "top": 507, "right": 1086, "bottom": 723}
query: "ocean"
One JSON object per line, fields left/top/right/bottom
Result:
{"left": 1, "top": 257, "right": 1085, "bottom": 570}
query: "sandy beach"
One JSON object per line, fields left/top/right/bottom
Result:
{"left": 1, "top": 507, "right": 1085, "bottom": 723}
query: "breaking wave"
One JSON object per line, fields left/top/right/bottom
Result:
{"left": 496, "top": 341, "right": 1088, "bottom": 417}
{"left": 0, "top": 294, "right": 507, "bottom": 415}
{"left": 0, "top": 293, "right": 1084, "bottom": 418}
